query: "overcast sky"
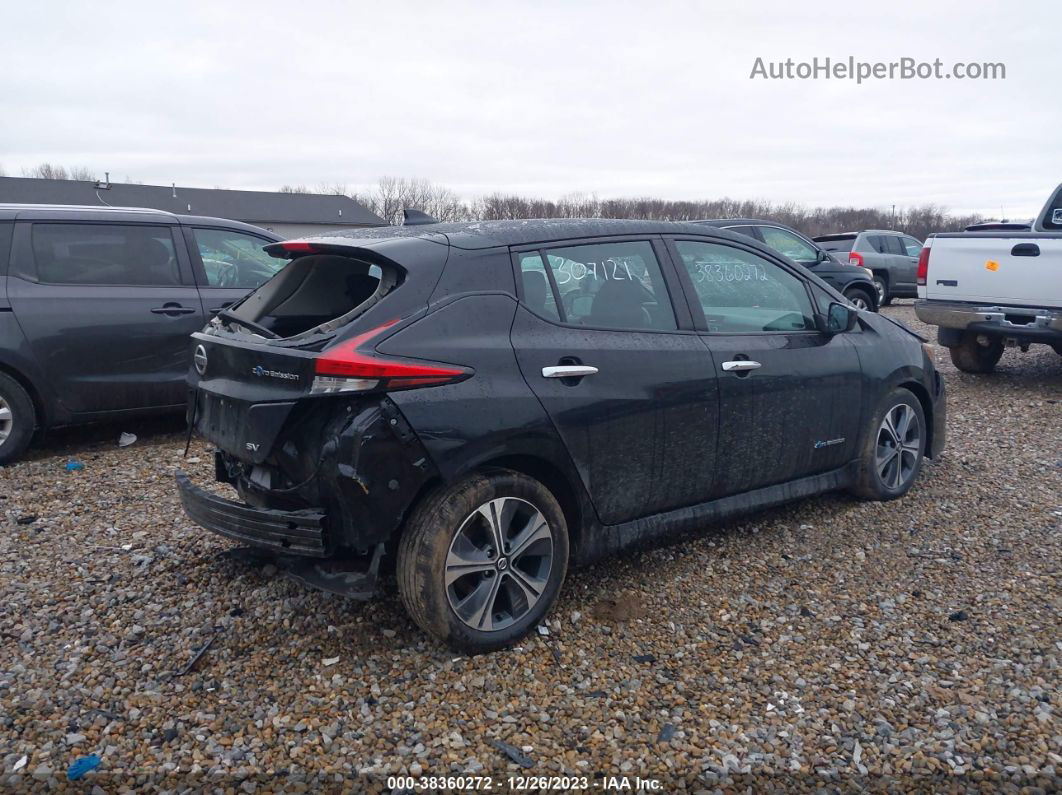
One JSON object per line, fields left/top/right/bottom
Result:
{"left": 1, "top": 0, "right": 1057, "bottom": 218}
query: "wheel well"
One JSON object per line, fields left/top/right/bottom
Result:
{"left": 872, "top": 270, "right": 889, "bottom": 284}
{"left": 899, "top": 380, "right": 934, "bottom": 457}
{"left": 478, "top": 454, "right": 585, "bottom": 557}
{"left": 0, "top": 362, "right": 46, "bottom": 430}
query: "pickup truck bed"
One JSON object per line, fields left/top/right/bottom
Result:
{"left": 915, "top": 185, "right": 1062, "bottom": 372}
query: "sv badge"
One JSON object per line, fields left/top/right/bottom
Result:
{"left": 246, "top": 442, "right": 260, "bottom": 452}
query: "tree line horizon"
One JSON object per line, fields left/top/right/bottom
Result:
{"left": 5, "top": 164, "right": 986, "bottom": 241}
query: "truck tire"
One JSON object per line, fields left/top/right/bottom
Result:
{"left": 850, "top": 387, "right": 925, "bottom": 501}
{"left": 0, "top": 372, "right": 36, "bottom": 465}
{"left": 873, "top": 275, "right": 891, "bottom": 307}
{"left": 397, "top": 468, "right": 569, "bottom": 653}
{"left": 948, "top": 333, "right": 1004, "bottom": 373}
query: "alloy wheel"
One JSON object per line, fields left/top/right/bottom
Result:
{"left": 875, "top": 403, "right": 921, "bottom": 490}
{"left": 874, "top": 279, "right": 887, "bottom": 306}
{"left": 0, "top": 396, "right": 12, "bottom": 445}
{"left": 445, "top": 497, "right": 554, "bottom": 632}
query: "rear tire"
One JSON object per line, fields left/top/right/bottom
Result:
{"left": 397, "top": 469, "right": 569, "bottom": 653}
{"left": 0, "top": 373, "right": 35, "bottom": 465}
{"left": 850, "top": 387, "right": 925, "bottom": 501}
{"left": 948, "top": 333, "right": 1004, "bottom": 373}
{"left": 872, "top": 276, "right": 892, "bottom": 307}
{"left": 843, "top": 286, "right": 876, "bottom": 312}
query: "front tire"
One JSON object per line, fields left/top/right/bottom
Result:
{"left": 397, "top": 469, "right": 569, "bottom": 653}
{"left": 843, "top": 286, "right": 876, "bottom": 312}
{"left": 948, "top": 333, "right": 1004, "bottom": 373}
{"left": 850, "top": 388, "right": 925, "bottom": 501}
{"left": 0, "top": 373, "right": 36, "bottom": 465}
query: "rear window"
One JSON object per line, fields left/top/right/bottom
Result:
{"left": 814, "top": 236, "right": 855, "bottom": 253}
{"left": 229, "top": 254, "right": 390, "bottom": 339}
{"left": 1042, "top": 186, "right": 1062, "bottom": 230}
{"left": 32, "top": 223, "right": 180, "bottom": 286}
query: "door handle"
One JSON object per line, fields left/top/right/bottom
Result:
{"left": 151, "top": 304, "right": 196, "bottom": 316}
{"left": 721, "top": 360, "right": 762, "bottom": 372}
{"left": 542, "top": 365, "right": 599, "bottom": 378}
{"left": 1011, "top": 243, "right": 1040, "bottom": 257}
{"left": 209, "top": 302, "right": 234, "bottom": 314}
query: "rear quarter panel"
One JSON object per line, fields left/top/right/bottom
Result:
{"left": 380, "top": 291, "right": 577, "bottom": 484}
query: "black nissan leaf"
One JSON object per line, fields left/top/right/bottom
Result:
{"left": 177, "top": 219, "right": 946, "bottom": 653}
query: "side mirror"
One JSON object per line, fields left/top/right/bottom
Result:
{"left": 816, "top": 249, "right": 831, "bottom": 263}
{"left": 818, "top": 302, "right": 858, "bottom": 334}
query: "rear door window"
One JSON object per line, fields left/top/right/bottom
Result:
{"left": 517, "top": 252, "right": 560, "bottom": 321}
{"left": 31, "top": 224, "right": 182, "bottom": 286}
{"left": 883, "top": 236, "right": 905, "bottom": 255}
{"left": 539, "top": 240, "right": 676, "bottom": 330}
{"left": 673, "top": 240, "right": 815, "bottom": 333}
{"left": 867, "top": 235, "right": 888, "bottom": 254}
{"left": 192, "top": 228, "right": 284, "bottom": 289}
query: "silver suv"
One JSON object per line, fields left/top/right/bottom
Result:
{"left": 813, "top": 230, "right": 922, "bottom": 306}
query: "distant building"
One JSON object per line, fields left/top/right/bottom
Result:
{"left": 0, "top": 176, "right": 387, "bottom": 237}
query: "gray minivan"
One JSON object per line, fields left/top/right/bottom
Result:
{"left": 0, "top": 204, "right": 282, "bottom": 462}
{"left": 813, "top": 230, "right": 922, "bottom": 306}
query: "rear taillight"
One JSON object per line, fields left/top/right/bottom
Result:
{"left": 916, "top": 246, "right": 930, "bottom": 286}
{"left": 311, "top": 320, "right": 470, "bottom": 394}
{"left": 848, "top": 251, "right": 864, "bottom": 267}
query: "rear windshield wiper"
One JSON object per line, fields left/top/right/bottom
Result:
{"left": 215, "top": 309, "right": 281, "bottom": 340}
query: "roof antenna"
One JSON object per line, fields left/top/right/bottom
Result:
{"left": 94, "top": 171, "right": 112, "bottom": 206}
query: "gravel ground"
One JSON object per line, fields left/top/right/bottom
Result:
{"left": 1, "top": 302, "right": 1059, "bottom": 792}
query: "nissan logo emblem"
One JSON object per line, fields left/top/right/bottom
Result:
{"left": 193, "top": 344, "right": 208, "bottom": 376}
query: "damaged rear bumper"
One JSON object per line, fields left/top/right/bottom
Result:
{"left": 176, "top": 470, "right": 328, "bottom": 557}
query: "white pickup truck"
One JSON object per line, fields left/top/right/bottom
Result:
{"left": 915, "top": 183, "right": 1062, "bottom": 372}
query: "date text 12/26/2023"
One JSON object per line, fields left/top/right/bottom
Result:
{"left": 385, "top": 774, "right": 664, "bottom": 791}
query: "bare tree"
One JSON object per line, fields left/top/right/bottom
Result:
{"left": 21, "top": 163, "right": 97, "bottom": 181}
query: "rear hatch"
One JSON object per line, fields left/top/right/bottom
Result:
{"left": 813, "top": 234, "right": 856, "bottom": 253}
{"left": 188, "top": 235, "right": 451, "bottom": 469}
